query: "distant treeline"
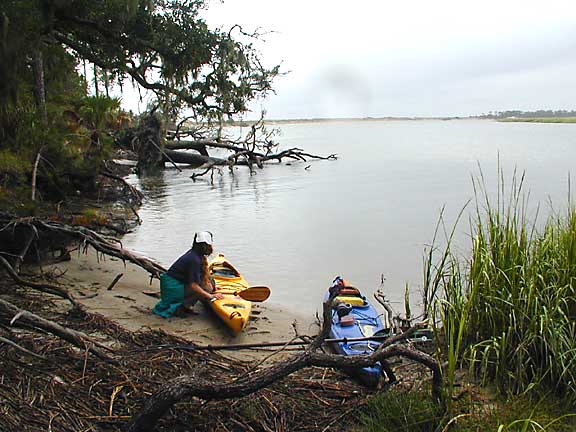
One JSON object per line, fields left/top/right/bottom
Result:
{"left": 479, "top": 110, "right": 576, "bottom": 119}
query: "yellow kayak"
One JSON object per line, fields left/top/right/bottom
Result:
{"left": 208, "top": 254, "right": 252, "bottom": 334}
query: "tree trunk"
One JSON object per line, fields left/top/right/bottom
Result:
{"left": 103, "top": 69, "right": 109, "bottom": 97}
{"left": 136, "top": 114, "right": 166, "bottom": 176}
{"left": 32, "top": 49, "right": 47, "bottom": 124}
{"left": 0, "top": 255, "right": 78, "bottom": 306}
{"left": 83, "top": 59, "right": 88, "bottom": 93}
{"left": 163, "top": 149, "right": 224, "bottom": 167}
{"left": 0, "top": 298, "right": 113, "bottom": 362}
{"left": 93, "top": 63, "right": 99, "bottom": 96}
{"left": 165, "top": 140, "right": 209, "bottom": 156}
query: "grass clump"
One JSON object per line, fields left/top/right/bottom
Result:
{"left": 426, "top": 168, "right": 576, "bottom": 406}
{"left": 360, "top": 389, "right": 440, "bottom": 432}
{"left": 358, "top": 385, "right": 576, "bottom": 431}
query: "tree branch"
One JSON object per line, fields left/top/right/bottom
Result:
{"left": 0, "top": 255, "right": 78, "bottom": 306}
{"left": 127, "top": 300, "right": 444, "bottom": 432}
{"left": 0, "top": 298, "right": 113, "bottom": 362}
{"left": 0, "top": 334, "right": 46, "bottom": 360}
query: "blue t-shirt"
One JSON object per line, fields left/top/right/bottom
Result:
{"left": 166, "top": 249, "right": 203, "bottom": 284}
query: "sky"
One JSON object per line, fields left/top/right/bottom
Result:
{"left": 123, "top": 0, "right": 576, "bottom": 119}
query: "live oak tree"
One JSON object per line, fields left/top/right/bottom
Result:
{"left": 46, "top": 0, "right": 278, "bottom": 113}
{"left": 1, "top": 0, "right": 280, "bottom": 195}
{"left": 48, "top": 0, "right": 281, "bottom": 174}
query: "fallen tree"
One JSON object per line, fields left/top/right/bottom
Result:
{"left": 121, "top": 113, "right": 337, "bottom": 179}
{"left": 0, "top": 212, "right": 165, "bottom": 278}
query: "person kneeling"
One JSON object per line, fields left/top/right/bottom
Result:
{"left": 152, "top": 231, "right": 224, "bottom": 318}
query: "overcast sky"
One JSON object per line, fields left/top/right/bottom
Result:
{"left": 125, "top": 0, "right": 576, "bottom": 119}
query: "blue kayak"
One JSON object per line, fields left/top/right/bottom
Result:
{"left": 323, "top": 281, "right": 387, "bottom": 388}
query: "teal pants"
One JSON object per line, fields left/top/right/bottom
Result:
{"left": 152, "top": 273, "right": 187, "bottom": 318}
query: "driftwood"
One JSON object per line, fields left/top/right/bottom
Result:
{"left": 0, "top": 255, "right": 78, "bottom": 306}
{"left": 31, "top": 218, "right": 165, "bottom": 276}
{"left": 162, "top": 144, "right": 337, "bottom": 180}
{"left": 0, "top": 298, "right": 113, "bottom": 362}
{"left": 106, "top": 273, "right": 124, "bottom": 291}
{"left": 0, "top": 213, "right": 164, "bottom": 276}
{"left": 165, "top": 139, "right": 210, "bottom": 155}
{"left": 0, "top": 334, "right": 46, "bottom": 360}
{"left": 160, "top": 116, "right": 337, "bottom": 178}
{"left": 163, "top": 149, "right": 224, "bottom": 167}
{"left": 127, "top": 297, "right": 444, "bottom": 432}
{"left": 186, "top": 147, "right": 337, "bottom": 181}
{"left": 374, "top": 289, "right": 397, "bottom": 331}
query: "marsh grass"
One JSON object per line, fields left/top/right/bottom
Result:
{"left": 359, "top": 168, "right": 576, "bottom": 432}
{"left": 426, "top": 168, "right": 576, "bottom": 405}
{"left": 359, "top": 388, "right": 576, "bottom": 431}
{"left": 360, "top": 389, "right": 440, "bottom": 432}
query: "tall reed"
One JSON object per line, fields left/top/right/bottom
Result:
{"left": 426, "top": 169, "right": 576, "bottom": 403}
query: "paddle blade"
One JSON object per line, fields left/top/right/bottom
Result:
{"left": 236, "top": 286, "right": 270, "bottom": 302}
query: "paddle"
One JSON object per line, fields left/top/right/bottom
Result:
{"left": 235, "top": 286, "right": 270, "bottom": 302}
{"left": 142, "top": 286, "right": 271, "bottom": 302}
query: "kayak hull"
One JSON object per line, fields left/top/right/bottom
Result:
{"left": 323, "top": 288, "right": 386, "bottom": 388}
{"left": 208, "top": 254, "right": 252, "bottom": 334}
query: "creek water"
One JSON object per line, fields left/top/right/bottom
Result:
{"left": 123, "top": 119, "right": 576, "bottom": 317}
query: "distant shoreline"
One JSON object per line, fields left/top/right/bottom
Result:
{"left": 498, "top": 117, "right": 576, "bottom": 124}
{"left": 218, "top": 116, "right": 576, "bottom": 127}
{"left": 244, "top": 116, "right": 471, "bottom": 126}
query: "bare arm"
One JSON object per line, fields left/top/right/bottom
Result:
{"left": 184, "top": 282, "right": 223, "bottom": 302}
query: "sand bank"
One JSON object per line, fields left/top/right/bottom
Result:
{"left": 49, "top": 248, "right": 318, "bottom": 359}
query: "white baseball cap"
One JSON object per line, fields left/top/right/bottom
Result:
{"left": 194, "top": 231, "right": 213, "bottom": 245}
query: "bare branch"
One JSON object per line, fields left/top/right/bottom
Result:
{"left": 0, "top": 255, "right": 78, "bottom": 306}
{"left": 0, "top": 298, "right": 114, "bottom": 362}
{"left": 0, "top": 335, "right": 46, "bottom": 360}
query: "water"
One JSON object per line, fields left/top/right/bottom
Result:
{"left": 123, "top": 119, "right": 576, "bottom": 316}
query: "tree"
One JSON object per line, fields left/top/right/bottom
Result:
{"left": 45, "top": 0, "right": 279, "bottom": 119}
{"left": 1, "top": 0, "right": 282, "bottom": 197}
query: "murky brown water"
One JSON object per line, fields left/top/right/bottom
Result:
{"left": 123, "top": 119, "right": 576, "bottom": 317}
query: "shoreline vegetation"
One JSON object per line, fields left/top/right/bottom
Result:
{"left": 485, "top": 109, "right": 576, "bottom": 123}
{"left": 498, "top": 117, "right": 576, "bottom": 123}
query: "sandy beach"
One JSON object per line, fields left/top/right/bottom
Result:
{"left": 48, "top": 247, "right": 318, "bottom": 359}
